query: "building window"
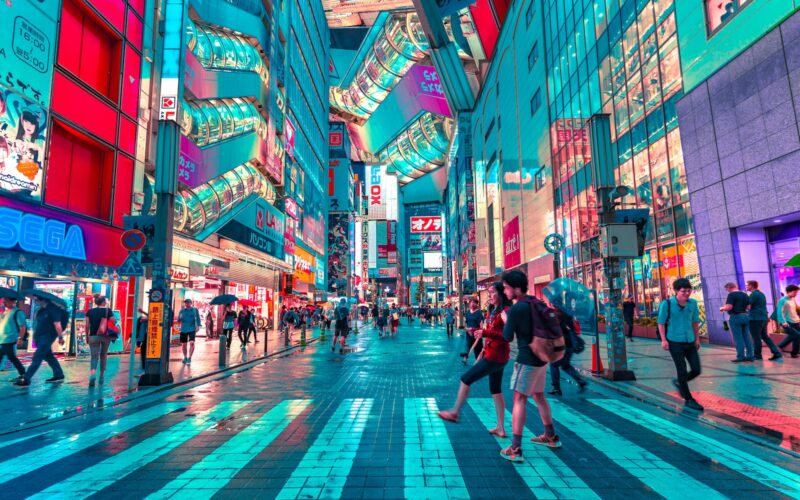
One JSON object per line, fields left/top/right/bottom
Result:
{"left": 530, "top": 88, "right": 542, "bottom": 115}
{"left": 705, "top": 0, "right": 752, "bottom": 36}
{"left": 534, "top": 166, "right": 547, "bottom": 191}
{"left": 526, "top": 1, "right": 535, "bottom": 27}
{"left": 528, "top": 42, "right": 539, "bottom": 70}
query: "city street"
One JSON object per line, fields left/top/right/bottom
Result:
{"left": 1, "top": 323, "right": 797, "bottom": 500}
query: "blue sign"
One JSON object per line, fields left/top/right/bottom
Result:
{"left": 0, "top": 207, "right": 86, "bottom": 260}
{"left": 118, "top": 252, "right": 144, "bottom": 277}
{"left": 218, "top": 201, "right": 286, "bottom": 260}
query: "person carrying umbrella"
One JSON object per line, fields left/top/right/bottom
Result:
{"left": 16, "top": 291, "right": 66, "bottom": 386}
{"left": 0, "top": 288, "right": 27, "bottom": 381}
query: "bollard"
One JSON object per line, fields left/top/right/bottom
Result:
{"left": 263, "top": 328, "right": 268, "bottom": 356}
{"left": 218, "top": 334, "right": 227, "bottom": 367}
{"left": 300, "top": 324, "right": 307, "bottom": 346}
{"left": 320, "top": 321, "right": 326, "bottom": 341}
{"left": 284, "top": 326, "right": 290, "bottom": 346}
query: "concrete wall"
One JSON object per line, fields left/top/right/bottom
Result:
{"left": 676, "top": 10, "right": 800, "bottom": 343}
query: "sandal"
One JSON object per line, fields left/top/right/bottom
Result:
{"left": 437, "top": 410, "right": 459, "bottom": 423}
{"left": 488, "top": 428, "right": 507, "bottom": 438}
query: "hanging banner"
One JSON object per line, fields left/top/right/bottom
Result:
{"left": 293, "top": 245, "right": 315, "bottom": 284}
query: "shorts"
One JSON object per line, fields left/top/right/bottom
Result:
{"left": 335, "top": 320, "right": 349, "bottom": 336}
{"left": 461, "top": 358, "right": 506, "bottom": 394}
{"left": 509, "top": 362, "right": 547, "bottom": 396}
{"left": 179, "top": 330, "right": 196, "bottom": 343}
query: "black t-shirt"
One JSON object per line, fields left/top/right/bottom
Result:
{"left": 726, "top": 291, "right": 750, "bottom": 314}
{"left": 87, "top": 307, "right": 112, "bottom": 336}
{"left": 237, "top": 310, "right": 251, "bottom": 327}
{"left": 33, "top": 304, "right": 61, "bottom": 341}
{"left": 622, "top": 301, "right": 635, "bottom": 318}
{"left": 503, "top": 301, "right": 546, "bottom": 367}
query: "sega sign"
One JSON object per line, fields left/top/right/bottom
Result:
{"left": 0, "top": 207, "right": 86, "bottom": 260}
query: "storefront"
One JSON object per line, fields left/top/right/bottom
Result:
{"left": 0, "top": 198, "right": 129, "bottom": 355}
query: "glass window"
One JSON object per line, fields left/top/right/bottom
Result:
{"left": 653, "top": 0, "right": 672, "bottom": 24}
{"left": 526, "top": 1, "right": 536, "bottom": 26}
{"left": 637, "top": 4, "right": 655, "bottom": 42}
{"left": 528, "top": 42, "right": 539, "bottom": 70}
{"left": 531, "top": 88, "right": 543, "bottom": 115}
{"left": 610, "top": 40, "right": 624, "bottom": 75}
{"left": 657, "top": 12, "right": 677, "bottom": 45}
{"left": 613, "top": 91, "right": 630, "bottom": 133}
{"left": 675, "top": 204, "right": 693, "bottom": 238}
{"left": 627, "top": 78, "right": 645, "bottom": 126}
{"left": 643, "top": 64, "right": 662, "bottom": 111}
{"left": 633, "top": 148, "right": 651, "bottom": 206}
{"left": 667, "top": 128, "right": 689, "bottom": 204}
{"left": 623, "top": 24, "right": 640, "bottom": 77}
{"left": 641, "top": 31, "right": 658, "bottom": 65}
{"left": 594, "top": 0, "right": 608, "bottom": 38}
{"left": 649, "top": 137, "right": 671, "bottom": 211}
{"left": 660, "top": 45, "right": 682, "bottom": 99}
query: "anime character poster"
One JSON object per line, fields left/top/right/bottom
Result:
{"left": 0, "top": 87, "right": 47, "bottom": 200}
{"left": 327, "top": 213, "right": 350, "bottom": 294}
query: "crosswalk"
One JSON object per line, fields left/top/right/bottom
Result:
{"left": 0, "top": 397, "right": 797, "bottom": 499}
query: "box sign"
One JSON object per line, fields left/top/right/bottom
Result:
{"left": 0, "top": 206, "right": 86, "bottom": 260}
{"left": 410, "top": 216, "right": 442, "bottom": 233}
{"left": 366, "top": 165, "right": 398, "bottom": 220}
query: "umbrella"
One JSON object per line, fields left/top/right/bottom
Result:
{"left": 0, "top": 287, "right": 23, "bottom": 300}
{"left": 542, "top": 278, "right": 595, "bottom": 318}
{"left": 238, "top": 299, "right": 258, "bottom": 307}
{"left": 22, "top": 288, "right": 68, "bottom": 309}
{"left": 209, "top": 294, "right": 239, "bottom": 305}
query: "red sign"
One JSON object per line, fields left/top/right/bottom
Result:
{"left": 503, "top": 216, "right": 522, "bottom": 269}
{"left": 120, "top": 229, "right": 146, "bottom": 251}
{"left": 169, "top": 266, "right": 190, "bottom": 282}
{"left": 284, "top": 197, "right": 298, "bottom": 219}
{"left": 285, "top": 119, "right": 295, "bottom": 160}
{"left": 161, "top": 97, "right": 176, "bottom": 109}
{"left": 410, "top": 216, "right": 442, "bottom": 233}
{"left": 329, "top": 131, "right": 343, "bottom": 147}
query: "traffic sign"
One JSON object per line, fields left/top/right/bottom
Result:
{"left": 121, "top": 229, "right": 146, "bottom": 252}
{"left": 118, "top": 252, "right": 145, "bottom": 277}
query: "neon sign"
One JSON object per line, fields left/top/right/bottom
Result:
{"left": 0, "top": 207, "right": 86, "bottom": 260}
{"left": 369, "top": 166, "right": 382, "bottom": 206}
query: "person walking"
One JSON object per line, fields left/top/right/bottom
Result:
{"left": 721, "top": 282, "right": 754, "bottom": 362}
{"left": 86, "top": 296, "right": 114, "bottom": 386}
{"left": 622, "top": 296, "right": 636, "bottom": 341}
{"left": 222, "top": 304, "right": 236, "bottom": 349}
{"left": 500, "top": 270, "right": 561, "bottom": 462}
{"left": 332, "top": 299, "right": 350, "bottom": 353}
{"left": 0, "top": 296, "right": 27, "bottom": 381}
{"left": 204, "top": 309, "right": 215, "bottom": 340}
{"left": 177, "top": 299, "right": 201, "bottom": 363}
{"left": 658, "top": 278, "right": 704, "bottom": 411}
{"left": 371, "top": 304, "right": 379, "bottom": 327}
{"left": 282, "top": 307, "right": 299, "bottom": 343}
{"left": 548, "top": 306, "right": 587, "bottom": 396}
{"left": 15, "top": 296, "right": 65, "bottom": 386}
{"left": 778, "top": 285, "right": 800, "bottom": 358}
{"left": 438, "top": 282, "right": 511, "bottom": 437}
{"left": 444, "top": 306, "right": 455, "bottom": 337}
{"left": 746, "top": 280, "right": 782, "bottom": 361}
{"left": 237, "top": 306, "right": 251, "bottom": 348}
{"left": 463, "top": 299, "right": 484, "bottom": 361}
{"left": 247, "top": 308, "right": 259, "bottom": 344}
{"left": 136, "top": 309, "right": 148, "bottom": 371}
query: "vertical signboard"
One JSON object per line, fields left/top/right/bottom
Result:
{"left": 146, "top": 302, "right": 164, "bottom": 359}
{"left": 328, "top": 213, "right": 350, "bottom": 294}
{"left": 503, "top": 216, "right": 522, "bottom": 269}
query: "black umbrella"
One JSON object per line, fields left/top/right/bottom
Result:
{"left": 0, "top": 287, "right": 23, "bottom": 300}
{"left": 22, "top": 289, "right": 68, "bottom": 309}
{"left": 209, "top": 294, "right": 239, "bottom": 305}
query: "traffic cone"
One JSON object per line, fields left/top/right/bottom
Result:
{"left": 591, "top": 338, "right": 604, "bottom": 374}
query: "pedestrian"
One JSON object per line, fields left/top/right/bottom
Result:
{"left": 205, "top": 309, "right": 215, "bottom": 339}
{"left": 237, "top": 306, "right": 251, "bottom": 348}
{"left": 390, "top": 305, "right": 400, "bottom": 335}
{"left": 463, "top": 299, "right": 484, "bottom": 361}
{"left": 0, "top": 296, "right": 27, "bottom": 381}
{"left": 548, "top": 306, "right": 587, "bottom": 395}
{"left": 438, "top": 282, "right": 511, "bottom": 437}
{"left": 85, "top": 296, "right": 115, "bottom": 386}
{"left": 177, "top": 299, "right": 201, "bottom": 363}
{"left": 777, "top": 284, "right": 800, "bottom": 358}
{"left": 746, "top": 280, "right": 782, "bottom": 361}
{"left": 222, "top": 304, "right": 236, "bottom": 348}
{"left": 248, "top": 308, "right": 259, "bottom": 343}
{"left": 136, "top": 309, "right": 148, "bottom": 371}
{"left": 371, "top": 304, "right": 379, "bottom": 327}
{"left": 658, "top": 277, "right": 704, "bottom": 411}
{"left": 332, "top": 299, "right": 350, "bottom": 353}
{"left": 622, "top": 296, "right": 636, "bottom": 341}
{"left": 444, "top": 306, "right": 455, "bottom": 337}
{"left": 720, "top": 282, "right": 754, "bottom": 362}
{"left": 15, "top": 296, "right": 65, "bottom": 386}
{"left": 500, "top": 270, "right": 561, "bottom": 462}
{"left": 376, "top": 305, "right": 388, "bottom": 337}
{"left": 282, "top": 307, "right": 299, "bottom": 342}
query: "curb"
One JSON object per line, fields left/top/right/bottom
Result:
{"left": 0, "top": 336, "right": 321, "bottom": 437}
{"left": 579, "top": 367, "right": 800, "bottom": 459}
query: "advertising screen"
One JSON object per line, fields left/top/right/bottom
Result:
{"left": 366, "top": 164, "right": 398, "bottom": 220}
{"left": 423, "top": 251, "right": 442, "bottom": 271}
{"left": 0, "top": 88, "right": 47, "bottom": 200}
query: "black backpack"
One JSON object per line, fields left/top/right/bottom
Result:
{"left": 518, "top": 296, "right": 566, "bottom": 363}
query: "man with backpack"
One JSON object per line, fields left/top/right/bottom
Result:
{"left": 657, "top": 277, "right": 704, "bottom": 412}
{"left": 500, "top": 270, "right": 564, "bottom": 462}
{"left": 333, "top": 299, "right": 350, "bottom": 353}
{"left": 548, "top": 306, "right": 587, "bottom": 396}
{"left": 0, "top": 296, "right": 27, "bottom": 381}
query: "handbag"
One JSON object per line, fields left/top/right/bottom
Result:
{"left": 106, "top": 309, "right": 120, "bottom": 341}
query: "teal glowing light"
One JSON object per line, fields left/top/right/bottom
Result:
{"left": 378, "top": 113, "right": 451, "bottom": 182}
{"left": 186, "top": 20, "right": 267, "bottom": 83}
{"left": 181, "top": 98, "right": 266, "bottom": 147}
{"left": 148, "top": 399, "right": 311, "bottom": 498}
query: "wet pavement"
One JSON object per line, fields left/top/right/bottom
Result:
{"left": 0, "top": 322, "right": 797, "bottom": 499}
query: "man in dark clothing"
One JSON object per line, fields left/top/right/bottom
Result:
{"left": 500, "top": 270, "right": 561, "bottom": 463}
{"left": 332, "top": 300, "right": 350, "bottom": 353}
{"left": 622, "top": 297, "right": 636, "bottom": 340}
{"left": 721, "top": 282, "right": 754, "bottom": 362}
{"left": 746, "top": 280, "right": 781, "bottom": 360}
{"left": 548, "top": 308, "right": 587, "bottom": 395}
{"left": 463, "top": 299, "right": 484, "bottom": 360}
{"left": 16, "top": 297, "right": 65, "bottom": 386}
{"left": 237, "top": 307, "right": 251, "bottom": 348}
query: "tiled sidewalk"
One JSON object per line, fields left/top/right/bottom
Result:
{"left": 0, "top": 325, "right": 323, "bottom": 431}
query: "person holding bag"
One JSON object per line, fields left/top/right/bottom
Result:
{"left": 86, "top": 296, "right": 114, "bottom": 386}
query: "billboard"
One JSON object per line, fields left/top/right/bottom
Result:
{"left": 328, "top": 158, "right": 352, "bottom": 212}
{"left": 327, "top": 213, "right": 350, "bottom": 294}
{"left": 217, "top": 200, "right": 286, "bottom": 260}
{"left": 410, "top": 216, "right": 442, "bottom": 233}
{"left": 423, "top": 252, "right": 443, "bottom": 271}
{"left": 294, "top": 245, "right": 315, "bottom": 284}
{"left": 366, "top": 164, "right": 398, "bottom": 220}
{"left": 0, "top": 87, "right": 48, "bottom": 200}
{"left": 503, "top": 216, "right": 522, "bottom": 269}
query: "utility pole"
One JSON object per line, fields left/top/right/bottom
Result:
{"left": 588, "top": 114, "right": 636, "bottom": 381}
{"left": 140, "top": 0, "right": 186, "bottom": 386}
